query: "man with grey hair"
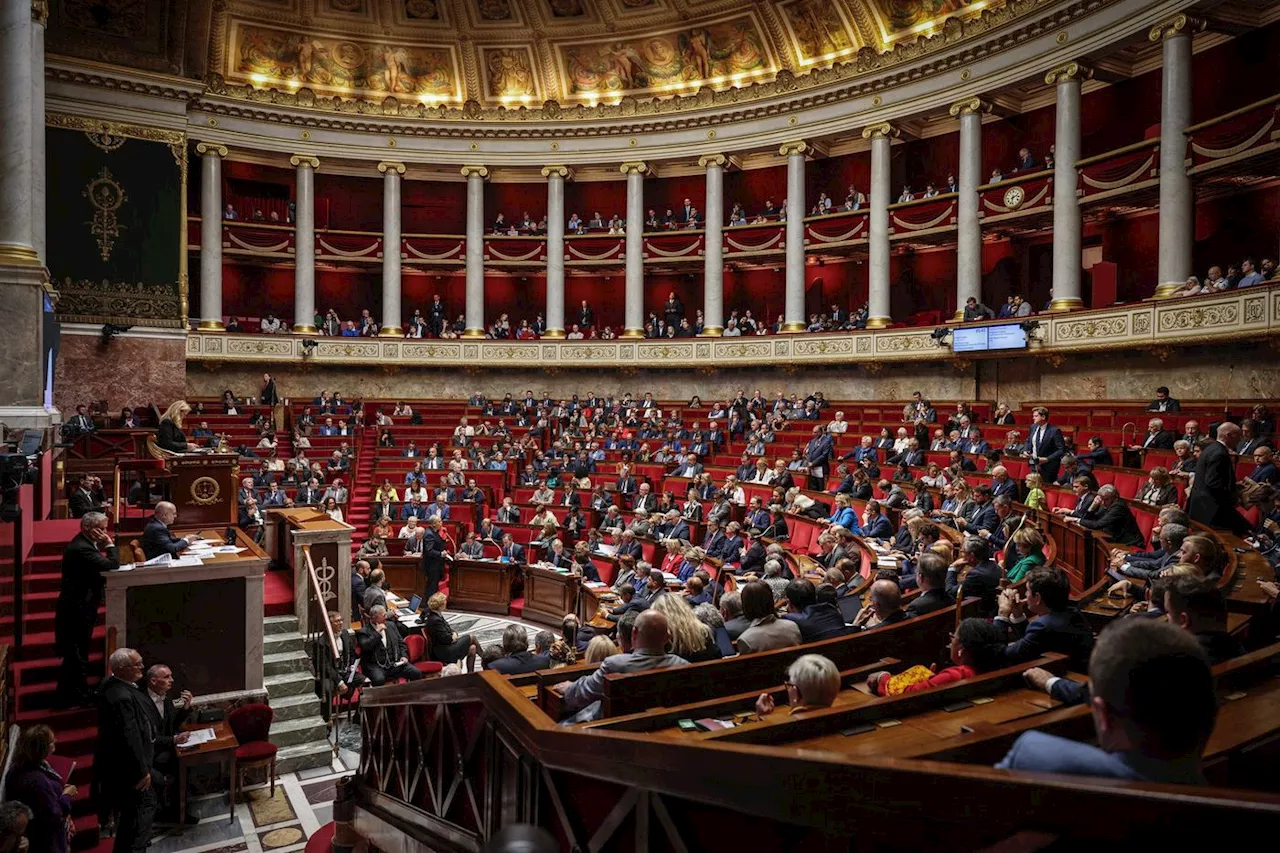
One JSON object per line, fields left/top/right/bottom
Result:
{"left": 755, "top": 654, "right": 840, "bottom": 715}
{"left": 488, "top": 624, "right": 550, "bottom": 675}
{"left": 1189, "top": 421, "right": 1249, "bottom": 534}
{"left": 1070, "top": 484, "right": 1144, "bottom": 547}
{"left": 693, "top": 602, "right": 736, "bottom": 657}
{"left": 56, "top": 511, "right": 119, "bottom": 706}
{"left": 1117, "top": 523, "right": 1188, "bottom": 580}
{"left": 141, "top": 500, "right": 190, "bottom": 561}
{"left": 761, "top": 559, "right": 789, "bottom": 599}
{"left": 0, "top": 802, "right": 32, "bottom": 853}
{"left": 719, "top": 590, "right": 751, "bottom": 641}
{"left": 356, "top": 605, "right": 421, "bottom": 686}
{"left": 94, "top": 647, "right": 158, "bottom": 853}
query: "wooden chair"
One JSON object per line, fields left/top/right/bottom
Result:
{"left": 127, "top": 539, "right": 146, "bottom": 564}
{"left": 228, "top": 703, "right": 278, "bottom": 818}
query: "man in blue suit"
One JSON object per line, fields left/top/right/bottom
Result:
{"left": 956, "top": 484, "right": 999, "bottom": 535}
{"left": 804, "top": 425, "right": 834, "bottom": 490}
{"left": 997, "top": 618, "right": 1216, "bottom": 784}
{"left": 989, "top": 465, "right": 1019, "bottom": 501}
{"left": 945, "top": 536, "right": 1002, "bottom": 617}
{"left": 782, "top": 579, "right": 848, "bottom": 642}
{"left": 994, "top": 566, "right": 1095, "bottom": 669}
{"left": 498, "top": 533, "right": 526, "bottom": 564}
{"left": 1024, "top": 406, "right": 1067, "bottom": 483}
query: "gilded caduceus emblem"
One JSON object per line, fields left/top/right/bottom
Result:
{"left": 84, "top": 168, "right": 128, "bottom": 262}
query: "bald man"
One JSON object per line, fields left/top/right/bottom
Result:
{"left": 559, "top": 610, "right": 689, "bottom": 722}
{"left": 1188, "top": 423, "right": 1250, "bottom": 535}
{"left": 852, "top": 579, "right": 907, "bottom": 631}
{"left": 141, "top": 501, "right": 190, "bottom": 561}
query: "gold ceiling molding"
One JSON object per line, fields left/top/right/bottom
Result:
{"left": 948, "top": 96, "right": 991, "bottom": 117}
{"left": 1044, "top": 60, "right": 1093, "bottom": 85}
{"left": 46, "top": 112, "right": 185, "bottom": 146}
{"left": 377, "top": 161, "right": 407, "bottom": 174}
{"left": 197, "top": 0, "right": 1101, "bottom": 129}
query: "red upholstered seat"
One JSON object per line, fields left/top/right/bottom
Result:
{"left": 1112, "top": 473, "right": 1142, "bottom": 500}
{"left": 1092, "top": 469, "right": 1117, "bottom": 488}
{"left": 405, "top": 633, "right": 446, "bottom": 676}
{"left": 229, "top": 702, "right": 274, "bottom": 744}
{"left": 415, "top": 660, "right": 445, "bottom": 675}
{"left": 235, "top": 741, "right": 279, "bottom": 762}
{"left": 1134, "top": 509, "right": 1156, "bottom": 547}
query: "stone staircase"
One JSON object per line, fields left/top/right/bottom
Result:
{"left": 263, "top": 614, "right": 334, "bottom": 774}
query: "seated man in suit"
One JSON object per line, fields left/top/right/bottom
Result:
{"left": 498, "top": 533, "right": 526, "bottom": 564}
{"left": 486, "top": 624, "right": 552, "bottom": 675}
{"left": 1069, "top": 485, "right": 1145, "bottom": 547}
{"left": 782, "top": 579, "right": 848, "bottom": 642}
{"left": 1052, "top": 474, "right": 1097, "bottom": 520}
{"left": 1146, "top": 386, "right": 1181, "bottom": 413}
{"left": 997, "top": 618, "right": 1216, "bottom": 784}
{"left": 1131, "top": 417, "right": 1176, "bottom": 452}
{"left": 905, "top": 552, "right": 952, "bottom": 617}
{"left": 327, "top": 610, "right": 366, "bottom": 716}
{"left": 989, "top": 465, "right": 1019, "bottom": 501}
{"left": 945, "top": 536, "right": 1003, "bottom": 618}
{"left": 605, "top": 584, "right": 649, "bottom": 623}
{"left": 994, "top": 566, "right": 1095, "bottom": 670}
{"left": 142, "top": 663, "right": 194, "bottom": 822}
{"left": 141, "top": 501, "right": 190, "bottom": 561}
{"left": 68, "top": 474, "right": 109, "bottom": 519}
{"left": 850, "top": 579, "right": 908, "bottom": 631}
{"left": 955, "top": 485, "right": 999, "bottom": 535}
{"left": 719, "top": 590, "right": 752, "bottom": 641}
{"left": 557, "top": 610, "right": 689, "bottom": 722}
{"left": 1115, "top": 522, "right": 1187, "bottom": 580}
{"left": 356, "top": 605, "right": 423, "bottom": 686}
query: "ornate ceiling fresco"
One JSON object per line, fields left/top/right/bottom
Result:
{"left": 49, "top": 0, "right": 1019, "bottom": 112}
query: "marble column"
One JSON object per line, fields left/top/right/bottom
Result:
{"left": 196, "top": 143, "right": 228, "bottom": 331}
{"left": 1046, "top": 62, "right": 1090, "bottom": 311}
{"left": 290, "top": 154, "right": 319, "bottom": 334}
{"left": 620, "top": 162, "right": 648, "bottom": 338}
{"left": 461, "top": 165, "right": 489, "bottom": 338}
{"left": 699, "top": 153, "right": 727, "bottom": 336}
{"left": 377, "top": 161, "right": 405, "bottom": 336}
{"left": 31, "top": 4, "right": 46, "bottom": 264}
{"left": 861, "top": 123, "right": 899, "bottom": 329}
{"left": 541, "top": 165, "right": 570, "bottom": 339}
{"left": 780, "top": 142, "right": 808, "bottom": 333}
{"left": 0, "top": 0, "right": 38, "bottom": 269}
{"left": 950, "top": 98, "right": 986, "bottom": 319}
{"left": 1150, "top": 15, "right": 1201, "bottom": 298}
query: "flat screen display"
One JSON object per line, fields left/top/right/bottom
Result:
{"left": 951, "top": 326, "right": 988, "bottom": 352}
{"left": 951, "top": 324, "right": 1028, "bottom": 352}
{"left": 987, "top": 324, "right": 1028, "bottom": 350}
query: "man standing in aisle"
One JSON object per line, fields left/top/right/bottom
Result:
{"left": 93, "top": 648, "right": 158, "bottom": 853}
{"left": 55, "top": 512, "right": 119, "bottom": 706}
{"left": 804, "top": 425, "right": 834, "bottom": 491}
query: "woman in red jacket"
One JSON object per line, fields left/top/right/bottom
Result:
{"left": 867, "top": 618, "right": 1007, "bottom": 696}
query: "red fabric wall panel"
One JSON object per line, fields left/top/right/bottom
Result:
{"left": 1094, "top": 213, "right": 1160, "bottom": 303}
{"left": 319, "top": 174, "right": 383, "bottom": 231}
{"left": 404, "top": 180, "right": 466, "bottom": 234}
{"left": 486, "top": 183, "right": 547, "bottom": 226}
{"left": 723, "top": 267, "right": 785, "bottom": 324}
{"left": 566, "top": 272, "right": 626, "bottom": 330}
{"left": 566, "top": 180, "right": 627, "bottom": 222}
{"left": 649, "top": 173, "right": 707, "bottom": 216}
{"left": 403, "top": 271, "right": 466, "bottom": 322}
{"left": 314, "top": 268, "right": 377, "bottom": 319}
{"left": 222, "top": 264, "right": 296, "bottom": 320}
{"left": 725, "top": 164, "right": 786, "bottom": 216}
{"left": 808, "top": 154, "right": 872, "bottom": 205}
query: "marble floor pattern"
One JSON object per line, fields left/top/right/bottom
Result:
{"left": 150, "top": 609, "right": 544, "bottom": 853}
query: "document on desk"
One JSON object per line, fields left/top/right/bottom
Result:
{"left": 212, "top": 546, "right": 248, "bottom": 554}
{"left": 169, "top": 555, "right": 208, "bottom": 568}
{"left": 142, "top": 553, "right": 173, "bottom": 567}
{"left": 179, "top": 727, "right": 218, "bottom": 749}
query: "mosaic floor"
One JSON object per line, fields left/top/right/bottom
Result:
{"left": 152, "top": 609, "right": 543, "bottom": 853}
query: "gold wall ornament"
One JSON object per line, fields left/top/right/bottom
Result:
{"left": 190, "top": 476, "right": 221, "bottom": 507}
{"left": 948, "top": 97, "right": 989, "bottom": 118}
{"left": 290, "top": 154, "right": 321, "bottom": 169}
{"left": 377, "top": 161, "right": 407, "bottom": 174}
{"left": 461, "top": 164, "right": 490, "bottom": 178}
{"left": 195, "top": 142, "right": 229, "bottom": 158}
{"left": 86, "top": 131, "right": 128, "bottom": 153}
{"left": 697, "top": 153, "right": 728, "bottom": 169}
{"left": 619, "top": 161, "right": 650, "bottom": 176}
{"left": 1148, "top": 14, "right": 1205, "bottom": 43}
{"left": 540, "top": 164, "right": 572, "bottom": 179}
{"left": 778, "top": 141, "right": 809, "bottom": 157}
{"left": 83, "top": 168, "right": 127, "bottom": 262}
{"left": 861, "top": 122, "right": 900, "bottom": 140}
{"left": 31, "top": 0, "right": 48, "bottom": 26}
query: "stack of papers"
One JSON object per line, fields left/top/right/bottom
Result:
{"left": 178, "top": 727, "right": 217, "bottom": 749}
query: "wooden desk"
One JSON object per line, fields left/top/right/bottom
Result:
{"left": 449, "top": 558, "right": 513, "bottom": 615}
{"left": 105, "top": 530, "right": 268, "bottom": 696}
{"left": 177, "top": 720, "right": 238, "bottom": 822}
{"left": 523, "top": 566, "right": 581, "bottom": 627}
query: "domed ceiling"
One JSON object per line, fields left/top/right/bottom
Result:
{"left": 49, "top": 0, "right": 1009, "bottom": 110}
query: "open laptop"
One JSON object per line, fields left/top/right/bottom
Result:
{"left": 406, "top": 593, "right": 423, "bottom": 613}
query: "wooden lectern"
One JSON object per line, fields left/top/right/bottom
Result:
{"left": 146, "top": 438, "right": 239, "bottom": 527}
{"left": 522, "top": 566, "right": 582, "bottom": 628}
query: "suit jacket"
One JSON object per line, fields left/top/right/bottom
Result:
{"left": 991, "top": 479, "right": 1019, "bottom": 501}
{"left": 92, "top": 676, "right": 155, "bottom": 797}
{"left": 141, "top": 517, "right": 187, "bottom": 560}
{"left": 143, "top": 692, "right": 193, "bottom": 753}
{"left": 1026, "top": 423, "right": 1067, "bottom": 482}
{"left": 421, "top": 528, "right": 448, "bottom": 575}
{"left": 739, "top": 541, "right": 766, "bottom": 575}
{"left": 157, "top": 419, "right": 189, "bottom": 453}
{"left": 905, "top": 588, "right": 951, "bottom": 618}
{"left": 68, "top": 488, "right": 103, "bottom": 519}
{"left": 1141, "top": 430, "right": 1176, "bottom": 450}
{"left": 967, "top": 503, "right": 1000, "bottom": 534}
{"left": 56, "top": 533, "right": 118, "bottom": 618}
{"left": 633, "top": 494, "right": 656, "bottom": 513}
{"left": 1078, "top": 501, "right": 1145, "bottom": 547}
{"left": 997, "top": 731, "right": 1205, "bottom": 785}
{"left": 500, "top": 542, "right": 527, "bottom": 564}
{"left": 784, "top": 602, "right": 849, "bottom": 642}
{"left": 357, "top": 620, "right": 409, "bottom": 669}
{"left": 1188, "top": 441, "right": 1243, "bottom": 531}
{"left": 998, "top": 607, "right": 1095, "bottom": 669}
{"left": 863, "top": 514, "right": 894, "bottom": 540}
{"left": 561, "top": 650, "right": 690, "bottom": 718}
{"left": 668, "top": 520, "right": 691, "bottom": 543}
{"left": 946, "top": 560, "right": 1002, "bottom": 617}
{"left": 489, "top": 650, "right": 552, "bottom": 675}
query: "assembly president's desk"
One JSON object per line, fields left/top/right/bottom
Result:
{"left": 104, "top": 530, "right": 269, "bottom": 699}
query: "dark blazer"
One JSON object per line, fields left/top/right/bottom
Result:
{"left": 905, "top": 588, "right": 951, "bottom": 618}
{"left": 1026, "top": 423, "right": 1067, "bottom": 482}
{"left": 1189, "top": 441, "right": 1247, "bottom": 533}
{"left": 966, "top": 503, "right": 1000, "bottom": 534}
{"left": 739, "top": 541, "right": 766, "bottom": 575}
{"left": 144, "top": 691, "right": 193, "bottom": 762}
{"left": 420, "top": 527, "right": 448, "bottom": 572}
{"left": 863, "top": 514, "right": 894, "bottom": 540}
{"left": 141, "top": 517, "right": 188, "bottom": 560}
{"left": 156, "top": 418, "right": 189, "bottom": 453}
{"left": 358, "top": 620, "right": 409, "bottom": 669}
{"left": 92, "top": 676, "right": 156, "bottom": 799}
{"left": 946, "top": 560, "right": 1002, "bottom": 617}
{"left": 1140, "top": 430, "right": 1177, "bottom": 450}
{"left": 784, "top": 602, "right": 849, "bottom": 642}
{"left": 56, "top": 533, "right": 118, "bottom": 628}
{"left": 1078, "top": 501, "right": 1145, "bottom": 547}
{"left": 605, "top": 598, "right": 649, "bottom": 622}
{"left": 68, "top": 488, "right": 103, "bottom": 519}
{"left": 488, "top": 650, "right": 552, "bottom": 675}
{"left": 724, "top": 615, "right": 752, "bottom": 642}
{"left": 998, "top": 607, "right": 1095, "bottom": 670}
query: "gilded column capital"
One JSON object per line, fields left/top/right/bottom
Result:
{"left": 460, "top": 164, "right": 490, "bottom": 179}
{"left": 860, "top": 123, "right": 900, "bottom": 141}
{"left": 948, "top": 97, "right": 991, "bottom": 118}
{"left": 619, "top": 161, "right": 651, "bottom": 176}
{"left": 377, "top": 161, "right": 406, "bottom": 175}
{"left": 698, "top": 153, "right": 728, "bottom": 169}
{"left": 778, "top": 141, "right": 809, "bottom": 157}
{"left": 541, "top": 164, "right": 573, "bottom": 179}
{"left": 1148, "top": 14, "right": 1205, "bottom": 42}
{"left": 31, "top": 1, "right": 48, "bottom": 26}
{"left": 1044, "top": 61, "right": 1094, "bottom": 86}
{"left": 290, "top": 154, "right": 320, "bottom": 169}
{"left": 195, "top": 142, "right": 228, "bottom": 158}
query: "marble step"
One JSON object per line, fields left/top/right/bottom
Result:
{"left": 264, "top": 649, "right": 311, "bottom": 678}
{"left": 265, "top": 670, "right": 315, "bottom": 698}
{"left": 264, "top": 631, "right": 305, "bottom": 656}
{"left": 269, "top": 715, "right": 330, "bottom": 749}
{"left": 276, "top": 740, "right": 336, "bottom": 775}
{"left": 272, "top": 691, "right": 324, "bottom": 722}
{"left": 265, "top": 614, "right": 300, "bottom": 635}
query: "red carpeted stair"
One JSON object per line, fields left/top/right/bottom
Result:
{"left": 344, "top": 428, "right": 379, "bottom": 549}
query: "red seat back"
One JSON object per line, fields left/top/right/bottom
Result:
{"left": 228, "top": 703, "right": 274, "bottom": 744}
